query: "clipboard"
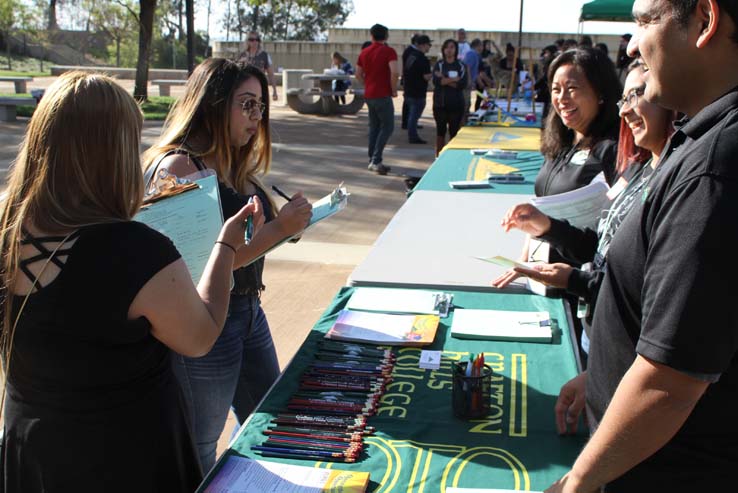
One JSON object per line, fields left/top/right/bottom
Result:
{"left": 135, "top": 170, "right": 224, "bottom": 285}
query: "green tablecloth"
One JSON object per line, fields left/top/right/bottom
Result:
{"left": 413, "top": 150, "right": 544, "bottom": 195}
{"left": 200, "top": 287, "right": 584, "bottom": 493}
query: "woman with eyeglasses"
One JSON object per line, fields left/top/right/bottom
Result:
{"left": 497, "top": 59, "right": 674, "bottom": 367}
{"left": 237, "top": 31, "right": 279, "bottom": 101}
{"left": 143, "top": 58, "right": 312, "bottom": 472}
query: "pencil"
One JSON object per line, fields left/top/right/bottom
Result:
{"left": 271, "top": 185, "right": 292, "bottom": 202}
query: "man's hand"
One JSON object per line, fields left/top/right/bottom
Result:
{"left": 555, "top": 372, "right": 587, "bottom": 435}
{"left": 545, "top": 472, "right": 598, "bottom": 493}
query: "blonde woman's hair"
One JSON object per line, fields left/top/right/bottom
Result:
{"left": 0, "top": 71, "right": 144, "bottom": 377}
{"left": 143, "top": 58, "right": 274, "bottom": 208}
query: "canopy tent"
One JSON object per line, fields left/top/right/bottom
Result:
{"left": 579, "top": 0, "right": 634, "bottom": 22}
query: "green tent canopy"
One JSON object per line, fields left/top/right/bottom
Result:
{"left": 580, "top": 0, "right": 634, "bottom": 22}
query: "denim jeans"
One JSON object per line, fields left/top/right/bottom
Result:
{"left": 405, "top": 96, "right": 426, "bottom": 140}
{"left": 366, "top": 96, "right": 395, "bottom": 164}
{"left": 171, "top": 293, "right": 280, "bottom": 472}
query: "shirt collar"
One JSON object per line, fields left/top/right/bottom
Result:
{"left": 678, "top": 85, "right": 738, "bottom": 140}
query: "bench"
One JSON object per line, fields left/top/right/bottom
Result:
{"left": 0, "top": 97, "right": 37, "bottom": 122}
{"left": 0, "top": 76, "right": 33, "bottom": 94}
{"left": 151, "top": 79, "right": 187, "bottom": 97}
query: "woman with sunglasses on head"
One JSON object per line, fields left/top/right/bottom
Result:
{"left": 237, "top": 31, "right": 279, "bottom": 101}
{"left": 0, "top": 71, "right": 263, "bottom": 491}
{"left": 143, "top": 58, "right": 312, "bottom": 472}
{"left": 498, "top": 60, "right": 675, "bottom": 367}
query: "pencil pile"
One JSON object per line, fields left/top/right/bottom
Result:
{"left": 252, "top": 340, "right": 395, "bottom": 463}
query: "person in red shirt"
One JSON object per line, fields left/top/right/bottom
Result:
{"left": 356, "top": 23, "right": 399, "bottom": 175}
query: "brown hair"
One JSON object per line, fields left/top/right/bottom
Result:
{"left": 0, "top": 71, "right": 144, "bottom": 376}
{"left": 143, "top": 58, "right": 275, "bottom": 210}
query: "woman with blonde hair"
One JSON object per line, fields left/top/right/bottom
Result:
{"left": 143, "top": 58, "right": 311, "bottom": 472}
{"left": 0, "top": 71, "right": 261, "bottom": 490}
{"left": 237, "top": 30, "right": 279, "bottom": 101}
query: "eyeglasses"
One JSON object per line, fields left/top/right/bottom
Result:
{"left": 241, "top": 99, "right": 266, "bottom": 119}
{"left": 617, "top": 86, "right": 645, "bottom": 111}
{"left": 247, "top": 38, "right": 260, "bottom": 42}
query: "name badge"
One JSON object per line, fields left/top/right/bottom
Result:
{"left": 569, "top": 150, "right": 590, "bottom": 166}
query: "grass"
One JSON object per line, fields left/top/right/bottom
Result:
{"left": 0, "top": 55, "right": 53, "bottom": 77}
{"left": 1, "top": 93, "right": 176, "bottom": 120}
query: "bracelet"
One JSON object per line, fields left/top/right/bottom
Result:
{"left": 215, "top": 240, "right": 237, "bottom": 255}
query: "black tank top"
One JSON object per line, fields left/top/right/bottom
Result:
{"left": 149, "top": 149, "right": 275, "bottom": 295}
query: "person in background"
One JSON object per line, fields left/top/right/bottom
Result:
{"left": 535, "top": 44, "right": 558, "bottom": 121}
{"left": 143, "top": 59, "right": 312, "bottom": 472}
{"left": 237, "top": 31, "right": 278, "bottom": 101}
{"left": 594, "top": 42, "right": 610, "bottom": 59}
{"left": 579, "top": 35, "right": 593, "bottom": 48}
{"left": 401, "top": 34, "right": 419, "bottom": 130}
{"left": 456, "top": 28, "right": 471, "bottom": 60}
{"left": 331, "top": 51, "right": 353, "bottom": 104}
{"left": 562, "top": 38, "right": 578, "bottom": 51}
{"left": 616, "top": 33, "right": 634, "bottom": 81}
{"left": 356, "top": 23, "right": 399, "bottom": 175}
{"left": 546, "top": 0, "right": 738, "bottom": 490}
{"left": 0, "top": 71, "right": 263, "bottom": 491}
{"left": 499, "top": 42, "right": 524, "bottom": 97}
{"left": 403, "top": 34, "right": 432, "bottom": 144}
{"left": 555, "top": 38, "right": 565, "bottom": 54}
{"left": 474, "top": 40, "right": 496, "bottom": 111}
{"left": 432, "top": 39, "right": 468, "bottom": 156}
{"left": 463, "top": 39, "right": 483, "bottom": 118}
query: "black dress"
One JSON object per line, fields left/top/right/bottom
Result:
{"left": 2, "top": 221, "right": 202, "bottom": 492}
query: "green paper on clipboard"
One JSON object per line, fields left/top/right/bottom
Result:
{"left": 135, "top": 174, "right": 223, "bottom": 285}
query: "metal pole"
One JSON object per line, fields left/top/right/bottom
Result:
{"left": 517, "top": 0, "right": 524, "bottom": 50}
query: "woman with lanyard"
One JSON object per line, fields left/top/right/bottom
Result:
{"left": 497, "top": 60, "right": 675, "bottom": 370}
{"left": 0, "top": 71, "right": 263, "bottom": 490}
{"left": 143, "top": 59, "right": 312, "bottom": 472}
{"left": 493, "top": 48, "right": 621, "bottom": 289}
{"left": 432, "top": 39, "right": 468, "bottom": 156}
{"left": 237, "top": 31, "right": 279, "bottom": 102}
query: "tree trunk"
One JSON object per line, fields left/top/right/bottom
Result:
{"left": 185, "top": 0, "right": 194, "bottom": 74}
{"left": 116, "top": 37, "right": 121, "bottom": 67}
{"left": 5, "top": 35, "right": 11, "bottom": 71}
{"left": 134, "top": 0, "right": 156, "bottom": 101}
{"left": 48, "top": 0, "right": 59, "bottom": 30}
{"left": 204, "top": 0, "right": 211, "bottom": 57}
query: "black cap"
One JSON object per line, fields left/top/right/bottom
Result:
{"left": 416, "top": 34, "right": 432, "bottom": 46}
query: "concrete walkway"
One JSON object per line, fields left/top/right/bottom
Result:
{"left": 0, "top": 76, "right": 439, "bottom": 458}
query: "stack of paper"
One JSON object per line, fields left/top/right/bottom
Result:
{"left": 450, "top": 309, "right": 552, "bottom": 343}
{"left": 205, "top": 455, "right": 369, "bottom": 493}
{"left": 529, "top": 177, "right": 609, "bottom": 229}
{"left": 325, "top": 309, "right": 440, "bottom": 347}
{"left": 346, "top": 288, "right": 453, "bottom": 317}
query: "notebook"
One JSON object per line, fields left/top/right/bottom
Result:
{"left": 450, "top": 309, "right": 552, "bottom": 342}
{"left": 325, "top": 309, "right": 440, "bottom": 347}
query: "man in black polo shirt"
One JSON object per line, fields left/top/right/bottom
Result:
{"left": 403, "top": 34, "right": 432, "bottom": 144}
{"left": 546, "top": 1, "right": 738, "bottom": 492}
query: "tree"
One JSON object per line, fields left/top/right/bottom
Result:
{"left": 222, "top": 0, "right": 351, "bottom": 42}
{"left": 133, "top": 0, "right": 156, "bottom": 100}
{"left": 92, "top": 0, "right": 135, "bottom": 66}
{"left": 47, "top": 0, "right": 58, "bottom": 29}
{"left": 0, "top": 0, "right": 31, "bottom": 70}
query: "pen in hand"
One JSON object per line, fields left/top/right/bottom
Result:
{"left": 271, "top": 185, "right": 293, "bottom": 202}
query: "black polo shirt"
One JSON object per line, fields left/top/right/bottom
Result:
{"left": 588, "top": 87, "right": 738, "bottom": 491}
{"left": 403, "top": 46, "right": 431, "bottom": 98}
{"left": 534, "top": 139, "right": 617, "bottom": 197}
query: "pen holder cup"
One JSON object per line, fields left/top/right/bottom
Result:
{"left": 452, "top": 362, "right": 493, "bottom": 419}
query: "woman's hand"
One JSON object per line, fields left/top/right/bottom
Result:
{"left": 555, "top": 372, "right": 587, "bottom": 435}
{"left": 501, "top": 203, "right": 552, "bottom": 237}
{"left": 516, "top": 262, "right": 573, "bottom": 289}
{"left": 218, "top": 196, "right": 263, "bottom": 251}
{"left": 491, "top": 268, "right": 523, "bottom": 288}
{"left": 276, "top": 192, "right": 312, "bottom": 237}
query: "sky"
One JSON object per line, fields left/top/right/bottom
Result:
{"left": 343, "top": 0, "right": 636, "bottom": 36}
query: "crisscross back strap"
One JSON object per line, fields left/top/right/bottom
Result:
{"left": 18, "top": 229, "right": 80, "bottom": 290}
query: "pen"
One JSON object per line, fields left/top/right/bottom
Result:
{"left": 271, "top": 185, "right": 293, "bottom": 202}
{"left": 245, "top": 196, "right": 254, "bottom": 243}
